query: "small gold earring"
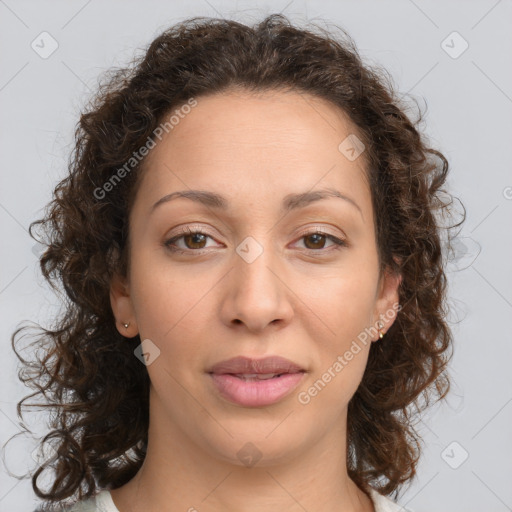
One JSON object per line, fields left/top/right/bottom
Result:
{"left": 377, "top": 320, "right": 384, "bottom": 340}
{"left": 123, "top": 322, "right": 130, "bottom": 329}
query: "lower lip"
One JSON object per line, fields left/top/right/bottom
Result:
{"left": 209, "top": 372, "right": 305, "bottom": 407}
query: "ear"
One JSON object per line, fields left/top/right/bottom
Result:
{"left": 371, "top": 263, "right": 402, "bottom": 341}
{"left": 110, "top": 271, "right": 138, "bottom": 338}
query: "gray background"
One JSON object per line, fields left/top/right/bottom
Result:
{"left": 1, "top": 1, "right": 511, "bottom": 511}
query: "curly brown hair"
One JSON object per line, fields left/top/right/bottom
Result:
{"left": 10, "top": 13, "right": 463, "bottom": 509}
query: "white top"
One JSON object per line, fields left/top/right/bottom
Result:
{"left": 62, "top": 487, "right": 411, "bottom": 512}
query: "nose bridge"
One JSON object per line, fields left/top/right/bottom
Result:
{"left": 221, "top": 232, "right": 294, "bottom": 331}
{"left": 234, "top": 233, "right": 280, "bottom": 299}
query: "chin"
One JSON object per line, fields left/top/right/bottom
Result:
{"left": 197, "top": 426, "right": 310, "bottom": 469}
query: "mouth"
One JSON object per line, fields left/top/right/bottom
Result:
{"left": 207, "top": 356, "right": 306, "bottom": 407}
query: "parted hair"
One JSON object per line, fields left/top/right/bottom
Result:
{"left": 11, "top": 13, "right": 462, "bottom": 509}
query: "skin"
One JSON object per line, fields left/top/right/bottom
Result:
{"left": 110, "top": 88, "right": 401, "bottom": 512}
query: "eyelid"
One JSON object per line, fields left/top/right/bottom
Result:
{"left": 166, "top": 223, "right": 345, "bottom": 240}
{"left": 294, "top": 224, "right": 346, "bottom": 240}
{"left": 164, "top": 224, "right": 221, "bottom": 246}
{"left": 163, "top": 224, "right": 348, "bottom": 253}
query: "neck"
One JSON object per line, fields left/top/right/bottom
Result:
{"left": 110, "top": 391, "right": 374, "bottom": 512}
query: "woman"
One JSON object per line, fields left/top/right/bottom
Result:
{"left": 13, "top": 13, "right": 460, "bottom": 512}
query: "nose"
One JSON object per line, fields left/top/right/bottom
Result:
{"left": 219, "top": 238, "right": 294, "bottom": 333}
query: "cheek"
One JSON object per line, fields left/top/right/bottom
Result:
{"left": 128, "top": 250, "right": 219, "bottom": 387}
{"left": 304, "top": 278, "right": 375, "bottom": 409}
{"left": 331, "top": 282, "right": 376, "bottom": 338}
{"left": 304, "top": 265, "right": 377, "bottom": 396}
{"left": 129, "top": 245, "right": 209, "bottom": 332}
{"left": 312, "top": 265, "right": 378, "bottom": 336}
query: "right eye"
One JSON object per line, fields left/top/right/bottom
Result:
{"left": 163, "top": 227, "right": 220, "bottom": 254}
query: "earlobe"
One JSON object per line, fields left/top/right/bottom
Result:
{"left": 110, "top": 272, "right": 138, "bottom": 337}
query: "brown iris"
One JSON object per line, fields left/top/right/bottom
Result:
{"left": 303, "top": 233, "right": 328, "bottom": 250}
{"left": 183, "top": 232, "right": 208, "bottom": 249}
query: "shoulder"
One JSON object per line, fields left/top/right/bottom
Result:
{"left": 32, "top": 499, "right": 95, "bottom": 512}
{"left": 33, "top": 490, "right": 118, "bottom": 512}
{"left": 368, "top": 487, "right": 413, "bottom": 512}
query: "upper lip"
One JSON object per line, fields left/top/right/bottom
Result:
{"left": 208, "top": 356, "right": 305, "bottom": 375}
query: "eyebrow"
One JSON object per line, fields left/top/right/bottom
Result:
{"left": 150, "top": 187, "right": 363, "bottom": 219}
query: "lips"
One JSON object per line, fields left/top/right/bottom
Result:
{"left": 207, "top": 356, "right": 306, "bottom": 407}
{"left": 207, "top": 355, "right": 305, "bottom": 376}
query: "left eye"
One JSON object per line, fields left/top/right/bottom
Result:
{"left": 163, "top": 228, "right": 347, "bottom": 253}
{"left": 295, "top": 231, "right": 347, "bottom": 250}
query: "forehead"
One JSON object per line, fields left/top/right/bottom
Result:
{"left": 132, "top": 89, "right": 371, "bottom": 216}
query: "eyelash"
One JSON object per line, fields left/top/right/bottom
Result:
{"left": 163, "top": 226, "right": 347, "bottom": 255}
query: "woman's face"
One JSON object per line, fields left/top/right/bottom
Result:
{"left": 111, "top": 89, "right": 400, "bottom": 466}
